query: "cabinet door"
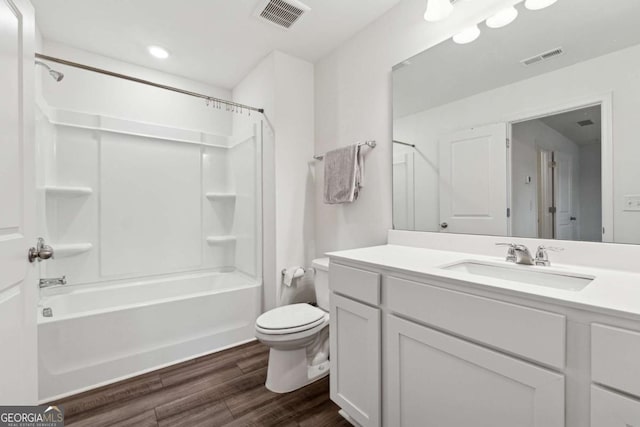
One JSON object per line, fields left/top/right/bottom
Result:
{"left": 386, "top": 316, "right": 564, "bottom": 427}
{"left": 330, "top": 293, "right": 380, "bottom": 427}
{"left": 591, "top": 385, "right": 640, "bottom": 427}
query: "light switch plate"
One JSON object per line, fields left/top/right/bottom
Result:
{"left": 623, "top": 195, "right": 640, "bottom": 211}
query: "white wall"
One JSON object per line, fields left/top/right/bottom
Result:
{"left": 233, "top": 51, "right": 315, "bottom": 311}
{"left": 314, "top": 0, "right": 521, "bottom": 255}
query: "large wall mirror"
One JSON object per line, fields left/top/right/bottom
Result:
{"left": 392, "top": 0, "right": 640, "bottom": 244}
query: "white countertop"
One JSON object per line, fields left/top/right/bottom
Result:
{"left": 327, "top": 244, "right": 640, "bottom": 321}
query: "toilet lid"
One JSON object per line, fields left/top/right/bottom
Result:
{"left": 256, "top": 303, "right": 325, "bottom": 330}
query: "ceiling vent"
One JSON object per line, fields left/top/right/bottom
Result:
{"left": 577, "top": 119, "right": 595, "bottom": 127}
{"left": 521, "top": 47, "right": 564, "bottom": 66}
{"left": 253, "top": 0, "right": 310, "bottom": 29}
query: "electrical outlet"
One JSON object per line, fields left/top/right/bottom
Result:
{"left": 624, "top": 195, "right": 640, "bottom": 211}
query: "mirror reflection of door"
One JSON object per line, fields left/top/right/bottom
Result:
{"left": 438, "top": 123, "right": 508, "bottom": 236}
{"left": 392, "top": 152, "right": 415, "bottom": 230}
{"left": 512, "top": 105, "right": 602, "bottom": 242}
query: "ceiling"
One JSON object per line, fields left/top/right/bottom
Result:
{"left": 32, "top": 0, "right": 400, "bottom": 89}
{"left": 540, "top": 105, "right": 601, "bottom": 146}
{"left": 393, "top": 0, "right": 640, "bottom": 118}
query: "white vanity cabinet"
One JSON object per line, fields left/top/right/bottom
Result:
{"left": 330, "top": 264, "right": 381, "bottom": 427}
{"left": 328, "top": 255, "right": 640, "bottom": 427}
{"left": 590, "top": 323, "right": 640, "bottom": 426}
{"left": 591, "top": 386, "right": 640, "bottom": 427}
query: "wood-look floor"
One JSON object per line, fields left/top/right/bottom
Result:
{"left": 49, "top": 341, "right": 350, "bottom": 427}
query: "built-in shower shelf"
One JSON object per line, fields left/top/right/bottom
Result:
{"left": 44, "top": 186, "right": 93, "bottom": 197}
{"left": 206, "top": 236, "right": 237, "bottom": 245}
{"left": 205, "top": 193, "right": 236, "bottom": 201}
{"left": 51, "top": 243, "right": 93, "bottom": 258}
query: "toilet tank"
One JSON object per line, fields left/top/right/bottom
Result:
{"left": 312, "top": 258, "right": 330, "bottom": 311}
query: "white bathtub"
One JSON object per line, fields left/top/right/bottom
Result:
{"left": 37, "top": 271, "right": 261, "bottom": 401}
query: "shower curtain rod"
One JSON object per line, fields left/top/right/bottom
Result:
{"left": 35, "top": 53, "right": 265, "bottom": 114}
{"left": 393, "top": 140, "right": 415, "bottom": 148}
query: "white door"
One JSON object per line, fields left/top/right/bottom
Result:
{"left": 439, "top": 123, "right": 508, "bottom": 235}
{"left": 330, "top": 293, "right": 381, "bottom": 427}
{"left": 386, "top": 316, "right": 565, "bottom": 427}
{"left": 392, "top": 152, "right": 415, "bottom": 230}
{"left": 553, "top": 151, "right": 576, "bottom": 240}
{"left": 0, "top": 0, "right": 38, "bottom": 404}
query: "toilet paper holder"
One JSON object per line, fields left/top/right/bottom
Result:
{"left": 280, "top": 267, "right": 315, "bottom": 277}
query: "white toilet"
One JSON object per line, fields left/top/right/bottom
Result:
{"left": 255, "top": 258, "right": 330, "bottom": 393}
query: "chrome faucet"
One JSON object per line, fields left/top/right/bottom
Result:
{"left": 496, "top": 243, "right": 535, "bottom": 265}
{"left": 39, "top": 276, "right": 67, "bottom": 289}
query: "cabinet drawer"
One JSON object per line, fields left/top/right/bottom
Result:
{"left": 592, "top": 323, "right": 640, "bottom": 397}
{"left": 387, "top": 276, "right": 566, "bottom": 368}
{"left": 591, "top": 385, "right": 640, "bottom": 427}
{"left": 329, "top": 263, "right": 380, "bottom": 305}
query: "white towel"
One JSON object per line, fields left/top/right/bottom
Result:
{"left": 282, "top": 266, "right": 305, "bottom": 287}
{"left": 323, "top": 144, "right": 363, "bottom": 204}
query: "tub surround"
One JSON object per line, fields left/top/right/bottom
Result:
{"left": 327, "top": 231, "right": 640, "bottom": 427}
{"left": 38, "top": 271, "right": 260, "bottom": 401}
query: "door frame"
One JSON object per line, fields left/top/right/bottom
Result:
{"left": 506, "top": 92, "right": 613, "bottom": 242}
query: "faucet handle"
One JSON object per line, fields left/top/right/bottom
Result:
{"left": 496, "top": 242, "right": 517, "bottom": 262}
{"left": 535, "top": 245, "right": 564, "bottom": 266}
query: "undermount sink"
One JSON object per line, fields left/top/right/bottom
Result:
{"left": 441, "top": 260, "right": 594, "bottom": 291}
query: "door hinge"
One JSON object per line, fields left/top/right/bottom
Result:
{"left": 506, "top": 208, "right": 511, "bottom": 218}
{"left": 549, "top": 161, "right": 557, "bottom": 168}
{"left": 548, "top": 206, "right": 557, "bottom": 214}
{"left": 506, "top": 138, "right": 510, "bottom": 148}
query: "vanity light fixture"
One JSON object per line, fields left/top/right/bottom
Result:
{"left": 148, "top": 45, "right": 170, "bottom": 59}
{"left": 524, "top": 0, "right": 558, "bottom": 10}
{"left": 424, "top": 0, "right": 454, "bottom": 22}
{"left": 453, "top": 25, "right": 480, "bottom": 44}
{"left": 486, "top": 6, "right": 519, "bottom": 28}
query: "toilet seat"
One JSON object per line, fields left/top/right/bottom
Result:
{"left": 256, "top": 303, "right": 326, "bottom": 335}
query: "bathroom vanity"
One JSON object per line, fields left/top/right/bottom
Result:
{"left": 328, "top": 237, "right": 640, "bottom": 427}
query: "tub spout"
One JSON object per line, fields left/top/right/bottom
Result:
{"left": 39, "top": 276, "right": 67, "bottom": 288}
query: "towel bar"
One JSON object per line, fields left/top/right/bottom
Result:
{"left": 313, "top": 140, "right": 376, "bottom": 160}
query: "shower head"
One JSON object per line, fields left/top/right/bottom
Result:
{"left": 35, "top": 60, "right": 64, "bottom": 82}
{"left": 49, "top": 69, "right": 64, "bottom": 82}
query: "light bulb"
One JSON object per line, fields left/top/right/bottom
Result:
{"left": 453, "top": 25, "right": 480, "bottom": 44}
{"left": 525, "top": 0, "right": 558, "bottom": 11}
{"left": 424, "top": 0, "right": 454, "bottom": 22}
{"left": 148, "top": 45, "right": 170, "bottom": 59}
{"left": 486, "top": 6, "right": 519, "bottom": 28}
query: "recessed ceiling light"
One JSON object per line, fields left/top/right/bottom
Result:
{"left": 148, "top": 45, "right": 169, "bottom": 59}
{"left": 453, "top": 25, "right": 480, "bottom": 44}
{"left": 525, "top": 0, "right": 558, "bottom": 11}
{"left": 424, "top": 0, "right": 454, "bottom": 22}
{"left": 486, "top": 6, "right": 519, "bottom": 28}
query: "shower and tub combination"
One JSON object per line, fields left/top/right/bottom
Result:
{"left": 34, "top": 54, "right": 266, "bottom": 401}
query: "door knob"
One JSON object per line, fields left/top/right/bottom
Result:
{"left": 28, "top": 237, "right": 54, "bottom": 263}
{"left": 440, "top": 222, "right": 448, "bottom": 229}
